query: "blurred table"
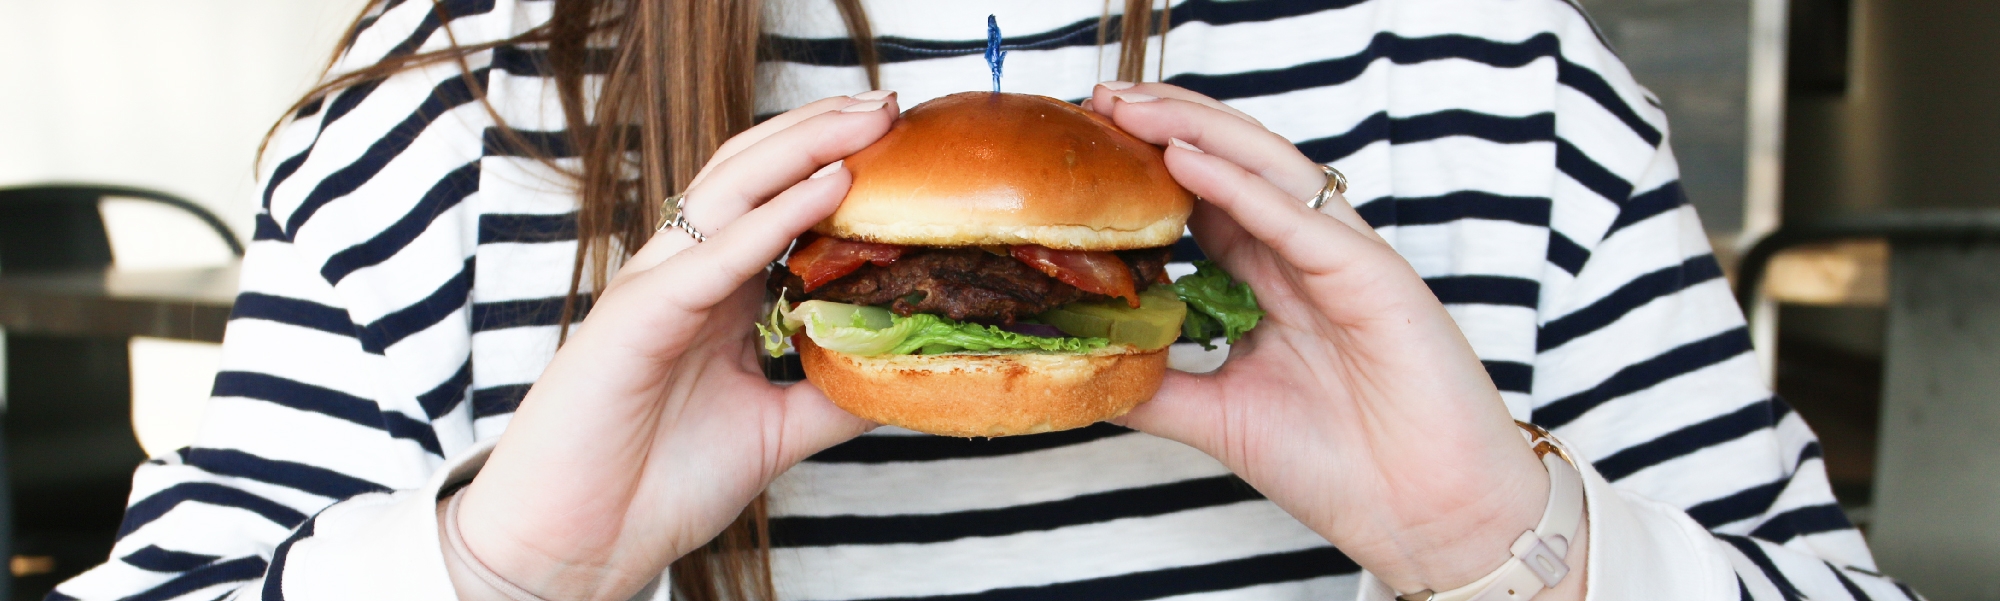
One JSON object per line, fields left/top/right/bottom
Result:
{"left": 0, "top": 264, "right": 238, "bottom": 342}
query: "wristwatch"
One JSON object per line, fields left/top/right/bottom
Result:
{"left": 1395, "top": 422, "right": 1586, "bottom": 601}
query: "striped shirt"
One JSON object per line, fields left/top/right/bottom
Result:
{"left": 55, "top": 0, "right": 1920, "bottom": 600}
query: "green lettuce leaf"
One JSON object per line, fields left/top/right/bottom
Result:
{"left": 1171, "top": 260, "right": 1265, "bottom": 350}
{"left": 758, "top": 295, "right": 1107, "bottom": 357}
{"left": 767, "top": 299, "right": 907, "bottom": 356}
{"left": 756, "top": 299, "right": 793, "bottom": 358}
{"left": 882, "top": 313, "right": 1108, "bottom": 356}
{"left": 756, "top": 290, "right": 829, "bottom": 358}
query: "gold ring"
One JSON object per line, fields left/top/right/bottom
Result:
{"left": 1306, "top": 164, "right": 1349, "bottom": 210}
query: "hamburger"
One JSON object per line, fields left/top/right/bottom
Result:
{"left": 759, "top": 91, "right": 1264, "bottom": 437}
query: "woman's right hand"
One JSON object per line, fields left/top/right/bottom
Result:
{"left": 444, "top": 91, "right": 900, "bottom": 601}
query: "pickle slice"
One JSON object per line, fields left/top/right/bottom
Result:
{"left": 1038, "top": 286, "right": 1187, "bottom": 350}
{"left": 1039, "top": 306, "right": 1113, "bottom": 339}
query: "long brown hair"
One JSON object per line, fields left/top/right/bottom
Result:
{"left": 270, "top": 1, "right": 1168, "bottom": 598}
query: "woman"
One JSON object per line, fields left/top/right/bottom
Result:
{"left": 55, "top": 0, "right": 1911, "bottom": 600}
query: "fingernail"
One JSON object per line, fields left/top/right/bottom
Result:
{"left": 810, "top": 160, "right": 845, "bottom": 179}
{"left": 1100, "top": 81, "right": 1137, "bottom": 90}
{"left": 840, "top": 101, "right": 887, "bottom": 113}
{"left": 1080, "top": 99, "right": 1095, "bottom": 112}
{"left": 1169, "top": 138, "right": 1204, "bottom": 154}
{"left": 851, "top": 89, "right": 895, "bottom": 101}
{"left": 1115, "top": 93, "right": 1159, "bottom": 104}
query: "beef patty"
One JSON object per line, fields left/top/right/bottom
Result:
{"left": 770, "top": 247, "right": 1171, "bottom": 323}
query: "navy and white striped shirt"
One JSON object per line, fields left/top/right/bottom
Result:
{"left": 55, "top": 0, "right": 1919, "bottom": 599}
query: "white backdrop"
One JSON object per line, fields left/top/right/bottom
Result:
{"left": 0, "top": 0, "right": 373, "bottom": 237}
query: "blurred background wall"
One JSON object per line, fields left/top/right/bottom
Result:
{"left": 0, "top": 2, "right": 368, "bottom": 597}
{"left": 1787, "top": 0, "right": 2000, "bottom": 218}
{"left": 0, "top": 0, "right": 373, "bottom": 238}
{"left": 1578, "top": 0, "right": 1755, "bottom": 237}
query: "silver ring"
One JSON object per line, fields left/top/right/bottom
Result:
{"left": 656, "top": 193, "right": 706, "bottom": 243}
{"left": 1306, "top": 164, "right": 1349, "bottom": 210}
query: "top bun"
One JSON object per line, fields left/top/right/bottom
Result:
{"left": 817, "top": 92, "right": 1194, "bottom": 250}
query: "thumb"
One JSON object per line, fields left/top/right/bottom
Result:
{"left": 1112, "top": 369, "right": 1225, "bottom": 456}
{"left": 776, "top": 381, "right": 878, "bottom": 468}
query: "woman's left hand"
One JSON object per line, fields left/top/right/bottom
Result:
{"left": 1086, "top": 82, "right": 1585, "bottom": 599}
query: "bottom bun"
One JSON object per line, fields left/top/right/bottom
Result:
{"left": 796, "top": 335, "right": 1166, "bottom": 437}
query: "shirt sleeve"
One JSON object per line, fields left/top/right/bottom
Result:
{"left": 48, "top": 1, "right": 532, "bottom": 598}
{"left": 1484, "top": 4, "right": 1921, "bottom": 599}
{"left": 1528, "top": 152, "right": 1921, "bottom": 599}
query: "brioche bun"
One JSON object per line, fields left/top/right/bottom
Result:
{"left": 817, "top": 91, "right": 1195, "bottom": 251}
{"left": 797, "top": 335, "right": 1166, "bottom": 437}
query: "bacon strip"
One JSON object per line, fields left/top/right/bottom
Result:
{"left": 1009, "top": 245, "right": 1139, "bottom": 307}
{"left": 787, "top": 237, "right": 904, "bottom": 291}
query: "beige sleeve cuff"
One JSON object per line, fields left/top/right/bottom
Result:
{"left": 266, "top": 438, "right": 496, "bottom": 600}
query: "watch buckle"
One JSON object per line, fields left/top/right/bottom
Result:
{"left": 1513, "top": 532, "right": 1570, "bottom": 588}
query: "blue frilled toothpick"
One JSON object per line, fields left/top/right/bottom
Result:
{"left": 985, "top": 15, "right": 1007, "bottom": 92}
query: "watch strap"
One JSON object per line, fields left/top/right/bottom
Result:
{"left": 1396, "top": 423, "right": 1586, "bottom": 601}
